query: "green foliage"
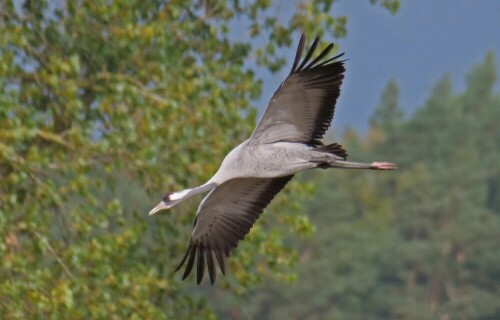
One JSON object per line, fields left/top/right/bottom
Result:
{"left": 370, "top": 79, "right": 404, "bottom": 135}
{"left": 245, "top": 53, "right": 500, "bottom": 319}
{"left": 370, "top": 0, "right": 401, "bottom": 15}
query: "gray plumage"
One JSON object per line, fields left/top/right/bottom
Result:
{"left": 148, "top": 34, "right": 396, "bottom": 285}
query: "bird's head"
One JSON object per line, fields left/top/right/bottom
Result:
{"left": 148, "top": 190, "right": 189, "bottom": 215}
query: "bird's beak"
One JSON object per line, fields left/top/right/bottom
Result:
{"left": 148, "top": 201, "right": 169, "bottom": 215}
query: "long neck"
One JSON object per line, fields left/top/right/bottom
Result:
{"left": 170, "top": 181, "right": 217, "bottom": 203}
{"left": 187, "top": 181, "right": 217, "bottom": 198}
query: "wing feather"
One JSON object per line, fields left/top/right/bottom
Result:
{"left": 175, "top": 176, "right": 293, "bottom": 284}
{"left": 196, "top": 246, "right": 205, "bottom": 284}
{"left": 182, "top": 245, "right": 196, "bottom": 280}
{"left": 290, "top": 34, "right": 305, "bottom": 74}
{"left": 304, "top": 43, "right": 333, "bottom": 71}
{"left": 297, "top": 37, "right": 319, "bottom": 71}
{"left": 215, "top": 250, "right": 226, "bottom": 275}
{"left": 206, "top": 250, "right": 216, "bottom": 284}
{"left": 250, "top": 34, "right": 346, "bottom": 145}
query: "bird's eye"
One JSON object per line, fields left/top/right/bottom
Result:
{"left": 163, "top": 192, "right": 173, "bottom": 202}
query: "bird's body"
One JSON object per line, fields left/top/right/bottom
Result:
{"left": 149, "top": 34, "right": 396, "bottom": 285}
{"left": 210, "top": 140, "right": 341, "bottom": 181}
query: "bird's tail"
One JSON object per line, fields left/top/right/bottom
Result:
{"left": 315, "top": 143, "right": 348, "bottom": 159}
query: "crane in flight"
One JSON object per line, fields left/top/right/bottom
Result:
{"left": 149, "top": 34, "right": 396, "bottom": 284}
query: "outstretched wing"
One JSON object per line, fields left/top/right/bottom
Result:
{"left": 250, "top": 34, "right": 346, "bottom": 145}
{"left": 175, "top": 176, "right": 294, "bottom": 284}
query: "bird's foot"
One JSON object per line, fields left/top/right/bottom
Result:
{"left": 370, "top": 162, "right": 397, "bottom": 170}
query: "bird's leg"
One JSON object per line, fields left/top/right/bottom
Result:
{"left": 331, "top": 160, "right": 397, "bottom": 170}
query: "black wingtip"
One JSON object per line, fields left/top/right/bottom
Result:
{"left": 196, "top": 246, "right": 205, "bottom": 285}
{"left": 291, "top": 35, "right": 347, "bottom": 74}
{"left": 206, "top": 250, "right": 216, "bottom": 285}
{"left": 215, "top": 250, "right": 227, "bottom": 276}
{"left": 316, "top": 52, "right": 346, "bottom": 68}
{"left": 175, "top": 241, "right": 231, "bottom": 284}
{"left": 297, "top": 37, "right": 320, "bottom": 72}
{"left": 175, "top": 242, "right": 192, "bottom": 273}
{"left": 304, "top": 43, "right": 334, "bottom": 71}
{"left": 290, "top": 33, "right": 306, "bottom": 74}
{"left": 182, "top": 245, "right": 196, "bottom": 280}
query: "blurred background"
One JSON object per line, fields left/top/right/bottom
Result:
{"left": 1, "top": 1, "right": 499, "bottom": 319}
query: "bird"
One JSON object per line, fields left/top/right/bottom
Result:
{"left": 148, "top": 34, "right": 396, "bottom": 285}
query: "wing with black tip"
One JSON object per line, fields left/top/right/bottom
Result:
{"left": 250, "top": 34, "right": 346, "bottom": 145}
{"left": 175, "top": 176, "right": 293, "bottom": 284}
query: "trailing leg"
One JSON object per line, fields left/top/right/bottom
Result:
{"left": 330, "top": 160, "right": 397, "bottom": 170}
